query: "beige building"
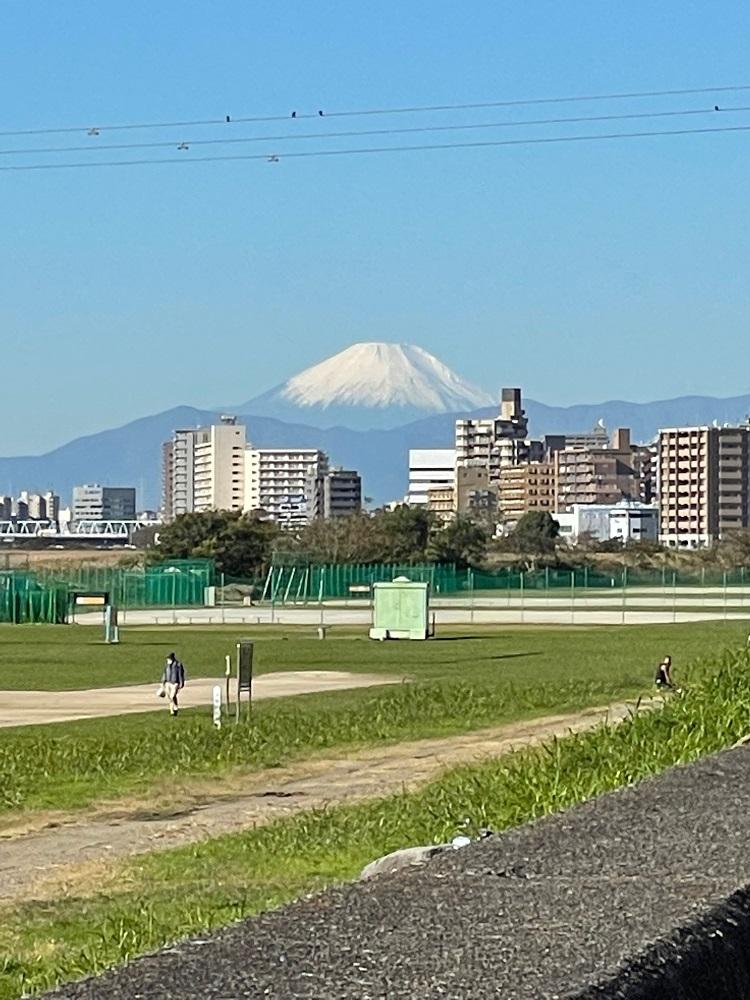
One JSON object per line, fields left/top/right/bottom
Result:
{"left": 427, "top": 485, "right": 455, "bottom": 522}
{"left": 659, "top": 425, "right": 750, "bottom": 547}
{"left": 498, "top": 462, "right": 556, "bottom": 527}
{"left": 455, "top": 388, "right": 533, "bottom": 484}
{"left": 193, "top": 418, "right": 246, "bottom": 513}
{"left": 162, "top": 417, "right": 245, "bottom": 519}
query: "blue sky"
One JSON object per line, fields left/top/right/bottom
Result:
{"left": 3, "top": 1, "right": 750, "bottom": 453}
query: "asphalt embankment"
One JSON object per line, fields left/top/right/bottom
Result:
{"left": 46, "top": 745, "right": 750, "bottom": 999}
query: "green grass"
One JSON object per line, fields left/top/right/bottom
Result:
{"left": 0, "top": 620, "right": 747, "bottom": 690}
{"left": 0, "top": 621, "right": 747, "bottom": 817}
{"left": 2, "top": 647, "right": 749, "bottom": 999}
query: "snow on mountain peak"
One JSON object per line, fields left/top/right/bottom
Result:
{"left": 278, "top": 342, "right": 494, "bottom": 412}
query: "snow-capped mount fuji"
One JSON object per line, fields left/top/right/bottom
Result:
{"left": 237, "top": 342, "right": 495, "bottom": 430}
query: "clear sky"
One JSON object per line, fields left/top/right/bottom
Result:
{"left": 3, "top": 1, "right": 750, "bottom": 454}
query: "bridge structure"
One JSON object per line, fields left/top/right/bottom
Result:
{"left": 0, "top": 519, "right": 157, "bottom": 541}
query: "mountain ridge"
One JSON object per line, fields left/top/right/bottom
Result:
{"left": 3, "top": 392, "right": 750, "bottom": 510}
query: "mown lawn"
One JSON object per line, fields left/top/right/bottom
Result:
{"left": 0, "top": 620, "right": 746, "bottom": 690}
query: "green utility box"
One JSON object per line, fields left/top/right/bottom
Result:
{"left": 369, "top": 578, "right": 431, "bottom": 640}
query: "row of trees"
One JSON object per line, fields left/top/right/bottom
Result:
{"left": 152, "top": 507, "right": 750, "bottom": 580}
{"left": 151, "top": 508, "right": 561, "bottom": 578}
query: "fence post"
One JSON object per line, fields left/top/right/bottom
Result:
{"left": 570, "top": 570, "right": 575, "bottom": 625}
{"left": 469, "top": 568, "right": 475, "bottom": 625}
{"left": 724, "top": 570, "right": 728, "bottom": 620}
{"left": 621, "top": 567, "right": 627, "bottom": 624}
{"left": 520, "top": 571, "right": 525, "bottom": 623}
{"left": 672, "top": 571, "right": 677, "bottom": 624}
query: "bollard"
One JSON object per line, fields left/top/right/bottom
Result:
{"left": 317, "top": 626, "right": 327, "bottom": 640}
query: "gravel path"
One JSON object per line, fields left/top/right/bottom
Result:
{"left": 0, "top": 701, "right": 639, "bottom": 904}
{"left": 45, "top": 744, "right": 750, "bottom": 999}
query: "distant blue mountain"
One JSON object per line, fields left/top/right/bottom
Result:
{"left": 2, "top": 394, "right": 750, "bottom": 510}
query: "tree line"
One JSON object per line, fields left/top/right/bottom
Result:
{"left": 150, "top": 507, "right": 750, "bottom": 579}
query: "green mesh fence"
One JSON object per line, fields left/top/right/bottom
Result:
{"left": 0, "top": 560, "right": 214, "bottom": 622}
{"left": 0, "top": 573, "right": 69, "bottom": 624}
{"left": 260, "top": 562, "right": 750, "bottom": 604}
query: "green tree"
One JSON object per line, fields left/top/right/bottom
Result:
{"left": 150, "top": 511, "right": 278, "bottom": 578}
{"left": 427, "top": 516, "right": 488, "bottom": 567}
{"left": 509, "top": 511, "right": 560, "bottom": 556}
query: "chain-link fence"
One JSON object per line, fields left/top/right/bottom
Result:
{"left": 0, "top": 559, "right": 215, "bottom": 623}
{"left": 258, "top": 562, "right": 750, "bottom": 605}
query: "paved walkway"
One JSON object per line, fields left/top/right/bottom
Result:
{"left": 0, "top": 671, "right": 401, "bottom": 728}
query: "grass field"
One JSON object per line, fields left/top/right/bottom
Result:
{"left": 1, "top": 647, "right": 749, "bottom": 999}
{"left": 0, "top": 621, "right": 747, "bottom": 818}
{"left": 0, "top": 620, "right": 747, "bottom": 690}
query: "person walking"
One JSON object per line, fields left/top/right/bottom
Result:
{"left": 655, "top": 654, "right": 673, "bottom": 690}
{"left": 161, "top": 651, "right": 186, "bottom": 717}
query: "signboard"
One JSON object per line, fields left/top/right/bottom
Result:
{"left": 212, "top": 685, "right": 222, "bottom": 730}
{"left": 73, "top": 592, "right": 109, "bottom": 607}
{"left": 237, "top": 639, "right": 254, "bottom": 693}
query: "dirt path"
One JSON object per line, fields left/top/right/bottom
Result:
{"left": 0, "top": 671, "right": 401, "bottom": 727}
{"left": 0, "top": 699, "right": 648, "bottom": 904}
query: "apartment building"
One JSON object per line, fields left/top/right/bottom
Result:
{"left": 72, "top": 485, "right": 136, "bottom": 522}
{"left": 427, "top": 485, "right": 455, "bottom": 522}
{"left": 455, "top": 388, "right": 534, "bottom": 483}
{"left": 192, "top": 419, "right": 246, "bottom": 513}
{"left": 245, "top": 447, "right": 329, "bottom": 526}
{"left": 555, "top": 428, "right": 652, "bottom": 510}
{"left": 658, "top": 425, "right": 750, "bottom": 547}
{"left": 162, "top": 418, "right": 245, "bottom": 519}
{"left": 321, "top": 469, "right": 362, "bottom": 518}
{"left": 406, "top": 449, "right": 456, "bottom": 506}
{"left": 497, "top": 462, "right": 556, "bottom": 527}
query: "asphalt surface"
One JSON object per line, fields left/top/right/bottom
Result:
{"left": 46, "top": 744, "right": 750, "bottom": 999}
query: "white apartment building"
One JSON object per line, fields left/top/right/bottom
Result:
{"left": 193, "top": 419, "right": 246, "bottom": 513}
{"left": 406, "top": 449, "right": 456, "bottom": 506}
{"left": 245, "top": 447, "right": 329, "bottom": 526}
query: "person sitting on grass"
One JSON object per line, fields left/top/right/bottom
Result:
{"left": 655, "top": 654, "right": 673, "bottom": 690}
{"left": 161, "top": 652, "right": 186, "bottom": 717}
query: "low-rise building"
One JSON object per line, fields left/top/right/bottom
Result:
{"left": 554, "top": 502, "right": 660, "bottom": 545}
{"left": 72, "top": 485, "right": 136, "bottom": 522}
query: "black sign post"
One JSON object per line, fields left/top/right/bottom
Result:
{"left": 236, "top": 639, "right": 254, "bottom": 722}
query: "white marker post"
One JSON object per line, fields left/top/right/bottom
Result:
{"left": 212, "top": 685, "right": 222, "bottom": 730}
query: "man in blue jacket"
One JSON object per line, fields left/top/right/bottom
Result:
{"left": 161, "top": 652, "right": 186, "bottom": 717}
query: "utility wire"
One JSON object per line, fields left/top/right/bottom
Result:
{"left": 1, "top": 122, "right": 749, "bottom": 172}
{"left": 0, "top": 104, "right": 743, "bottom": 157}
{"left": 0, "top": 83, "right": 749, "bottom": 137}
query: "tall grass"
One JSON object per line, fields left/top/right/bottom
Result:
{"left": 0, "top": 676, "right": 633, "bottom": 814}
{"left": 2, "top": 651, "right": 749, "bottom": 999}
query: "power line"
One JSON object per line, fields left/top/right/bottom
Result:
{"left": 1, "top": 122, "right": 748, "bottom": 172}
{"left": 0, "top": 104, "right": 744, "bottom": 157}
{"left": 0, "top": 83, "right": 749, "bottom": 138}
